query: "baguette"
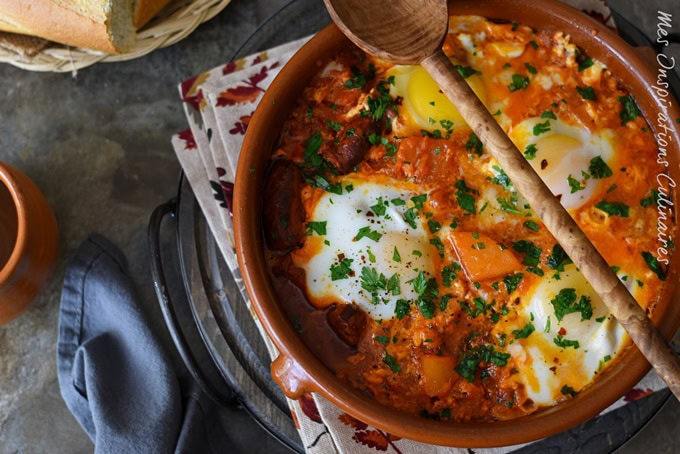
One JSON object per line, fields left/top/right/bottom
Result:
{"left": 0, "top": 0, "right": 171, "bottom": 54}
{"left": 51, "top": 0, "right": 169, "bottom": 28}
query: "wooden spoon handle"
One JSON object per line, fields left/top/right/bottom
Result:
{"left": 421, "top": 48, "right": 680, "bottom": 400}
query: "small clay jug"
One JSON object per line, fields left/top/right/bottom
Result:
{"left": 0, "top": 162, "right": 58, "bottom": 325}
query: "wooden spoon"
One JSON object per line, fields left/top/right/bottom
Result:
{"left": 323, "top": 0, "right": 680, "bottom": 399}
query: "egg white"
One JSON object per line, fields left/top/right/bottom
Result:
{"left": 503, "top": 265, "right": 630, "bottom": 405}
{"left": 295, "top": 178, "right": 434, "bottom": 320}
{"left": 509, "top": 117, "right": 616, "bottom": 211}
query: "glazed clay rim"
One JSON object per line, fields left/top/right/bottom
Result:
{"left": 235, "top": 0, "right": 680, "bottom": 447}
{"left": 0, "top": 163, "right": 28, "bottom": 286}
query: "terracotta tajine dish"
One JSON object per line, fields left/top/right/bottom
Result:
{"left": 234, "top": 0, "right": 680, "bottom": 447}
{"left": 0, "top": 162, "right": 58, "bottom": 325}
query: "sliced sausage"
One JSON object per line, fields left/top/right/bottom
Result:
{"left": 326, "top": 303, "right": 368, "bottom": 347}
{"left": 262, "top": 158, "right": 305, "bottom": 251}
{"left": 325, "top": 118, "right": 380, "bottom": 174}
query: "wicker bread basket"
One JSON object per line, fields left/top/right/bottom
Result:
{"left": 0, "top": 0, "right": 231, "bottom": 72}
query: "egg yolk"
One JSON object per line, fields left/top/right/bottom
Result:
{"left": 407, "top": 66, "right": 487, "bottom": 129}
{"left": 533, "top": 134, "right": 582, "bottom": 165}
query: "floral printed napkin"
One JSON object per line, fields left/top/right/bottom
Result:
{"left": 170, "top": 2, "right": 677, "bottom": 452}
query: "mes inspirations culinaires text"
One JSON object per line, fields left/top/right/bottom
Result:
{"left": 652, "top": 10, "right": 675, "bottom": 266}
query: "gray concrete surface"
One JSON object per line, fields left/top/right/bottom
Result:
{"left": 0, "top": 0, "right": 678, "bottom": 452}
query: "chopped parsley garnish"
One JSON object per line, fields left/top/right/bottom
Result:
{"left": 492, "top": 166, "right": 512, "bottom": 188}
{"left": 642, "top": 251, "right": 667, "bottom": 281}
{"left": 595, "top": 200, "right": 629, "bottom": 217}
{"left": 455, "top": 345, "right": 511, "bottom": 382}
{"left": 303, "top": 132, "right": 324, "bottom": 166}
{"left": 330, "top": 257, "right": 353, "bottom": 280}
{"left": 411, "top": 193, "right": 427, "bottom": 209}
{"left": 409, "top": 271, "right": 439, "bottom": 319}
{"left": 561, "top": 385, "right": 578, "bottom": 396}
{"left": 395, "top": 299, "right": 410, "bottom": 319}
{"left": 354, "top": 226, "right": 383, "bottom": 242}
{"left": 533, "top": 120, "right": 551, "bottom": 136}
{"left": 403, "top": 207, "right": 419, "bottom": 229}
{"left": 455, "top": 355, "right": 478, "bottom": 382}
{"left": 383, "top": 353, "right": 401, "bottom": 372}
{"left": 546, "top": 244, "right": 572, "bottom": 271}
{"left": 375, "top": 335, "right": 389, "bottom": 344}
{"left": 503, "top": 272, "right": 523, "bottom": 293}
{"left": 526, "top": 266, "right": 544, "bottom": 276}
{"left": 364, "top": 94, "right": 391, "bottom": 121}
{"left": 512, "top": 240, "right": 542, "bottom": 266}
{"left": 455, "top": 179, "right": 478, "bottom": 214}
{"left": 366, "top": 247, "right": 376, "bottom": 263}
{"left": 344, "top": 63, "right": 375, "bottom": 89}
{"left": 640, "top": 190, "right": 660, "bottom": 207}
{"left": 430, "top": 238, "right": 445, "bottom": 258}
{"left": 421, "top": 129, "right": 443, "bottom": 138}
{"left": 306, "top": 221, "right": 327, "bottom": 236}
{"left": 442, "top": 294, "right": 456, "bottom": 314}
{"left": 529, "top": 40, "right": 539, "bottom": 49}
{"left": 465, "top": 132, "right": 484, "bottom": 156}
{"left": 370, "top": 197, "right": 387, "bottom": 217}
{"left": 576, "top": 85, "right": 597, "bottom": 100}
{"left": 323, "top": 179, "right": 344, "bottom": 195}
{"left": 427, "top": 219, "right": 441, "bottom": 233}
{"left": 578, "top": 57, "right": 594, "bottom": 72}
{"left": 417, "top": 297, "right": 435, "bottom": 319}
{"left": 368, "top": 133, "right": 397, "bottom": 156}
{"left": 541, "top": 110, "right": 557, "bottom": 120}
{"left": 456, "top": 65, "right": 479, "bottom": 79}
{"left": 325, "top": 120, "right": 342, "bottom": 132}
{"left": 361, "top": 266, "right": 401, "bottom": 304}
{"left": 497, "top": 197, "right": 523, "bottom": 215}
{"left": 442, "top": 265, "right": 457, "bottom": 287}
{"left": 368, "top": 132, "right": 386, "bottom": 146}
{"left": 550, "top": 288, "right": 593, "bottom": 321}
{"left": 512, "top": 322, "right": 535, "bottom": 339}
{"left": 440, "top": 119, "right": 454, "bottom": 130}
{"left": 508, "top": 74, "right": 530, "bottom": 92}
{"left": 460, "top": 297, "right": 494, "bottom": 318}
{"left": 361, "top": 78, "right": 395, "bottom": 125}
{"left": 525, "top": 62, "right": 538, "bottom": 74}
{"left": 554, "top": 335, "right": 580, "bottom": 349}
{"left": 523, "top": 220, "right": 539, "bottom": 232}
{"left": 588, "top": 156, "right": 613, "bottom": 179}
{"left": 524, "top": 143, "right": 538, "bottom": 159}
{"left": 618, "top": 95, "right": 641, "bottom": 125}
{"left": 386, "top": 274, "right": 401, "bottom": 295}
{"left": 392, "top": 246, "right": 401, "bottom": 263}
{"left": 567, "top": 174, "right": 586, "bottom": 193}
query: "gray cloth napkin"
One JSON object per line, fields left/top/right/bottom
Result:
{"left": 57, "top": 234, "right": 233, "bottom": 453}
